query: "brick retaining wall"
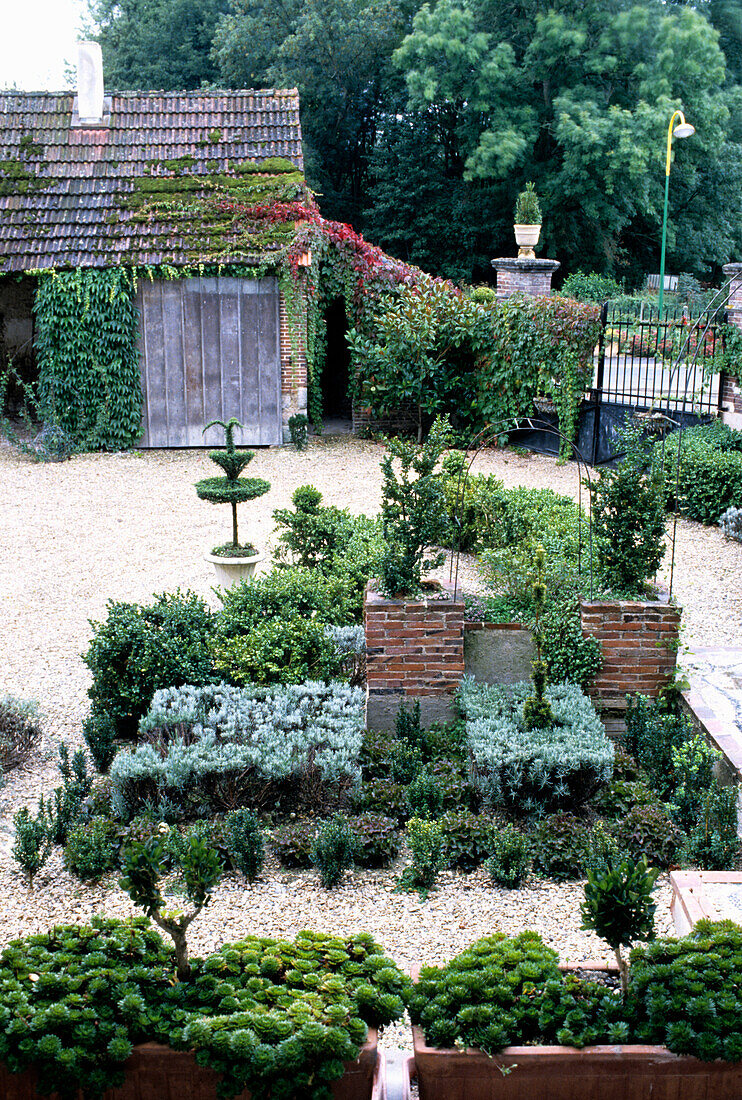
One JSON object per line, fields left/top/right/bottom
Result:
{"left": 365, "top": 583, "right": 465, "bottom": 729}
{"left": 579, "top": 593, "right": 681, "bottom": 712}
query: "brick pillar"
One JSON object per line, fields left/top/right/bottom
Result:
{"left": 721, "top": 263, "right": 742, "bottom": 429}
{"left": 364, "top": 582, "right": 465, "bottom": 730}
{"left": 579, "top": 592, "right": 681, "bottom": 716}
{"left": 279, "top": 285, "right": 308, "bottom": 443}
{"left": 490, "top": 258, "right": 560, "bottom": 300}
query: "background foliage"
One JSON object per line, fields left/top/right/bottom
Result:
{"left": 89, "top": 0, "right": 742, "bottom": 284}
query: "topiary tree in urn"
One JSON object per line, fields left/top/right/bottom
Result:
{"left": 196, "top": 418, "right": 270, "bottom": 581}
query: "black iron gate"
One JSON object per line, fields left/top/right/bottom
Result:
{"left": 588, "top": 301, "right": 725, "bottom": 463}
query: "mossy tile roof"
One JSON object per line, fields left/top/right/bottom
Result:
{"left": 0, "top": 88, "right": 305, "bottom": 271}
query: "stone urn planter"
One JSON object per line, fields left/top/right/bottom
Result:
{"left": 412, "top": 1025, "right": 742, "bottom": 1100}
{"left": 514, "top": 223, "right": 541, "bottom": 258}
{"left": 0, "top": 1032, "right": 382, "bottom": 1100}
{"left": 203, "top": 549, "right": 262, "bottom": 587}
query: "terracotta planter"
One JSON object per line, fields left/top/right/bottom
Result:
{"left": 0, "top": 1032, "right": 380, "bottom": 1100}
{"left": 412, "top": 1025, "right": 742, "bottom": 1100}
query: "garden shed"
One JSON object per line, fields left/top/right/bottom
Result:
{"left": 0, "top": 81, "right": 309, "bottom": 447}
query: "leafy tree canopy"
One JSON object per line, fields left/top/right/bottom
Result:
{"left": 89, "top": 0, "right": 230, "bottom": 89}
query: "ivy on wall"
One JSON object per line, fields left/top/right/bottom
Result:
{"left": 34, "top": 268, "right": 142, "bottom": 451}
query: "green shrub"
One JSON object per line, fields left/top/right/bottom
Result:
{"left": 514, "top": 181, "right": 541, "bottom": 224}
{"left": 669, "top": 732, "right": 721, "bottom": 834}
{"left": 120, "top": 832, "right": 223, "bottom": 980}
{"left": 581, "top": 856, "right": 658, "bottom": 994}
{"left": 287, "top": 412, "right": 308, "bottom": 450}
{"left": 630, "top": 920, "right": 742, "bottom": 1061}
{"left": 45, "top": 744, "right": 93, "bottom": 845}
{"left": 349, "top": 812, "right": 400, "bottom": 867}
{"left": 311, "top": 814, "right": 356, "bottom": 887}
{"left": 486, "top": 824, "right": 532, "bottom": 887}
{"left": 678, "top": 784, "right": 740, "bottom": 870}
{"left": 615, "top": 802, "right": 681, "bottom": 868}
{"left": 271, "top": 820, "right": 316, "bottom": 868}
{"left": 215, "top": 564, "right": 359, "bottom": 635}
{"left": 407, "top": 768, "right": 444, "bottom": 819}
{"left": 0, "top": 695, "right": 41, "bottom": 772}
{"left": 400, "top": 817, "right": 445, "bottom": 895}
{"left": 531, "top": 813, "right": 590, "bottom": 881}
{"left": 82, "top": 591, "right": 215, "bottom": 752}
{"left": 440, "top": 810, "right": 494, "bottom": 871}
{"left": 561, "top": 271, "right": 623, "bottom": 303}
{"left": 659, "top": 420, "right": 742, "bottom": 524}
{"left": 222, "top": 808, "right": 265, "bottom": 881}
{"left": 212, "top": 614, "right": 344, "bottom": 685}
{"left": 273, "top": 484, "right": 354, "bottom": 569}
{"left": 112, "top": 682, "right": 364, "bottom": 819}
{"left": 460, "top": 678, "right": 613, "bottom": 812}
{"left": 431, "top": 758, "right": 477, "bottom": 810}
{"left": 351, "top": 779, "right": 410, "bottom": 825}
{"left": 11, "top": 805, "right": 51, "bottom": 887}
{"left": 407, "top": 930, "right": 624, "bottom": 1052}
{"left": 589, "top": 427, "right": 666, "bottom": 594}
{"left": 624, "top": 695, "right": 692, "bottom": 800}
{"left": 63, "top": 816, "right": 118, "bottom": 881}
{"left": 378, "top": 418, "right": 452, "bottom": 597}
{"left": 583, "top": 820, "right": 620, "bottom": 875}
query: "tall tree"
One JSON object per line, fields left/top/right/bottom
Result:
{"left": 89, "top": 0, "right": 230, "bottom": 89}
{"left": 213, "top": 0, "right": 416, "bottom": 223}
{"left": 370, "top": 0, "right": 742, "bottom": 280}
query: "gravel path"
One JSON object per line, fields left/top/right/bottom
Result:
{"left": 0, "top": 434, "right": 734, "bottom": 1044}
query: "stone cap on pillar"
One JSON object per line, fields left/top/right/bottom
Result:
{"left": 722, "top": 263, "right": 742, "bottom": 276}
{"left": 490, "top": 257, "right": 561, "bottom": 299}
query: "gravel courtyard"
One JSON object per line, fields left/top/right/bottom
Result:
{"left": 0, "top": 433, "right": 738, "bottom": 999}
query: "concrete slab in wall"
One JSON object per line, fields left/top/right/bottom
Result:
{"left": 464, "top": 623, "right": 535, "bottom": 685}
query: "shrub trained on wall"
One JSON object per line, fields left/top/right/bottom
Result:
{"left": 34, "top": 267, "right": 142, "bottom": 451}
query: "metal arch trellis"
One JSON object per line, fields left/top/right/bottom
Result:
{"left": 447, "top": 417, "right": 596, "bottom": 604}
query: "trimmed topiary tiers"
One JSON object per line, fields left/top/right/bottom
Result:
{"left": 195, "top": 417, "right": 270, "bottom": 555}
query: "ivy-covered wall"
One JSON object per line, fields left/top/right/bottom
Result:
{"left": 34, "top": 268, "right": 142, "bottom": 451}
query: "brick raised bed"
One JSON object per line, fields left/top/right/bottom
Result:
{"left": 364, "top": 583, "right": 464, "bottom": 730}
{"left": 579, "top": 591, "right": 681, "bottom": 715}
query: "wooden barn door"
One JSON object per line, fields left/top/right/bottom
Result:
{"left": 137, "top": 276, "right": 282, "bottom": 447}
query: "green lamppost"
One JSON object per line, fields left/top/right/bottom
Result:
{"left": 658, "top": 109, "right": 695, "bottom": 317}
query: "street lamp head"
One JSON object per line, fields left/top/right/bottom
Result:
{"left": 673, "top": 122, "right": 695, "bottom": 139}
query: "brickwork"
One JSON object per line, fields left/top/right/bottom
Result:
{"left": 278, "top": 286, "right": 308, "bottom": 441}
{"left": 579, "top": 593, "right": 681, "bottom": 710}
{"left": 364, "top": 583, "right": 465, "bottom": 729}
{"left": 490, "top": 258, "right": 560, "bottom": 300}
{"left": 721, "top": 263, "right": 742, "bottom": 427}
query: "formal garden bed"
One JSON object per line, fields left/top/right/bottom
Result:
{"left": 0, "top": 423, "right": 741, "bottom": 1094}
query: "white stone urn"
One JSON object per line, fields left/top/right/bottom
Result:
{"left": 204, "top": 550, "right": 262, "bottom": 586}
{"left": 514, "top": 224, "right": 541, "bottom": 258}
